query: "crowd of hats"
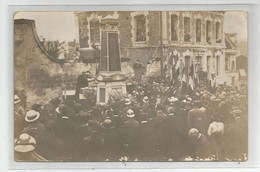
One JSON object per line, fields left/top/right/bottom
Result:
{"left": 14, "top": 77, "right": 248, "bottom": 161}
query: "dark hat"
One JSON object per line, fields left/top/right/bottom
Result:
{"left": 56, "top": 104, "right": 69, "bottom": 116}
{"left": 87, "top": 119, "right": 100, "bottom": 131}
{"left": 31, "top": 104, "right": 42, "bottom": 111}
{"left": 74, "top": 103, "right": 83, "bottom": 110}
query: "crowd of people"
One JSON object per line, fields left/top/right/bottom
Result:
{"left": 14, "top": 75, "right": 248, "bottom": 162}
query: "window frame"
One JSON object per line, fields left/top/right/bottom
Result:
{"left": 134, "top": 15, "right": 147, "bottom": 43}
{"left": 89, "top": 19, "right": 101, "bottom": 46}
{"left": 195, "top": 18, "right": 202, "bottom": 43}
{"left": 205, "top": 19, "right": 213, "bottom": 45}
{"left": 170, "top": 13, "right": 179, "bottom": 42}
{"left": 215, "top": 18, "right": 222, "bottom": 44}
{"left": 131, "top": 11, "right": 149, "bottom": 46}
{"left": 182, "top": 12, "right": 192, "bottom": 43}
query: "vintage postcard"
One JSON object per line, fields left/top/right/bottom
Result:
{"left": 14, "top": 11, "right": 248, "bottom": 162}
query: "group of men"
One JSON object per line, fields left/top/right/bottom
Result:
{"left": 14, "top": 74, "right": 248, "bottom": 161}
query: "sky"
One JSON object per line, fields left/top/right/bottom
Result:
{"left": 14, "top": 12, "right": 77, "bottom": 42}
{"left": 14, "top": 11, "right": 248, "bottom": 42}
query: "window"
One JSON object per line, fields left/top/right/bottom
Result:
{"left": 171, "top": 14, "right": 178, "bottom": 41}
{"left": 225, "top": 56, "right": 230, "bottom": 71}
{"left": 207, "top": 56, "right": 211, "bottom": 72}
{"left": 195, "top": 19, "right": 201, "bottom": 42}
{"left": 184, "top": 17, "right": 191, "bottom": 42}
{"left": 216, "top": 22, "right": 221, "bottom": 43}
{"left": 79, "top": 19, "right": 89, "bottom": 48}
{"left": 135, "top": 15, "right": 146, "bottom": 42}
{"left": 212, "top": 56, "right": 216, "bottom": 73}
{"left": 99, "top": 88, "right": 106, "bottom": 103}
{"left": 231, "top": 60, "right": 235, "bottom": 70}
{"left": 206, "top": 20, "right": 212, "bottom": 44}
{"left": 90, "top": 20, "right": 100, "bottom": 45}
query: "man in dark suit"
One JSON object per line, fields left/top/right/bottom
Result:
{"left": 120, "top": 109, "right": 140, "bottom": 157}
{"left": 188, "top": 128, "right": 210, "bottom": 159}
{"left": 75, "top": 71, "right": 92, "bottom": 100}
{"left": 46, "top": 104, "right": 76, "bottom": 161}
{"left": 187, "top": 101, "right": 208, "bottom": 135}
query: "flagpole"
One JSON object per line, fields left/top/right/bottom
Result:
{"left": 160, "top": 11, "right": 163, "bottom": 78}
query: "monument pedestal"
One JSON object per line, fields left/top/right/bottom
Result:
{"left": 96, "top": 72, "right": 126, "bottom": 104}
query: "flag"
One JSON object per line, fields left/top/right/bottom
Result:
{"left": 175, "top": 59, "right": 180, "bottom": 71}
{"left": 168, "top": 53, "right": 174, "bottom": 66}
{"left": 189, "top": 76, "right": 194, "bottom": 90}
{"left": 179, "top": 60, "right": 185, "bottom": 77}
{"left": 211, "top": 74, "right": 216, "bottom": 88}
{"left": 182, "top": 72, "right": 187, "bottom": 83}
{"left": 173, "top": 53, "right": 179, "bottom": 65}
{"left": 189, "top": 63, "right": 194, "bottom": 77}
{"left": 181, "top": 73, "right": 188, "bottom": 95}
{"left": 175, "top": 68, "right": 180, "bottom": 80}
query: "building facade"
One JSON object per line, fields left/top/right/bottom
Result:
{"left": 75, "top": 11, "right": 238, "bottom": 85}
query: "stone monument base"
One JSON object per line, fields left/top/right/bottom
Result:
{"left": 96, "top": 72, "right": 126, "bottom": 105}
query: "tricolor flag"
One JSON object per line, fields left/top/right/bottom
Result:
{"left": 182, "top": 72, "right": 187, "bottom": 83}
{"left": 175, "top": 59, "right": 180, "bottom": 71}
{"left": 189, "top": 63, "right": 194, "bottom": 77}
{"left": 189, "top": 76, "right": 194, "bottom": 90}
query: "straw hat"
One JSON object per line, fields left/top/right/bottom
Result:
{"left": 143, "top": 96, "right": 149, "bottom": 103}
{"left": 125, "top": 98, "right": 131, "bottom": 105}
{"left": 14, "top": 95, "right": 21, "bottom": 104}
{"left": 168, "top": 96, "right": 178, "bottom": 103}
{"left": 25, "top": 110, "right": 40, "bottom": 123}
{"left": 188, "top": 128, "right": 199, "bottom": 137}
{"left": 100, "top": 119, "right": 115, "bottom": 129}
{"left": 127, "top": 109, "right": 135, "bottom": 118}
{"left": 15, "top": 133, "right": 36, "bottom": 153}
{"left": 186, "top": 95, "right": 192, "bottom": 101}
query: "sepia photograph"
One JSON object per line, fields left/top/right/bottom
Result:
{"left": 14, "top": 11, "right": 248, "bottom": 162}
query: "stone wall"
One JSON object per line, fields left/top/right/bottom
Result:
{"left": 14, "top": 19, "right": 97, "bottom": 106}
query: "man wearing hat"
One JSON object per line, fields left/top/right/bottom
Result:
{"left": 187, "top": 128, "right": 210, "bottom": 159}
{"left": 40, "top": 97, "right": 61, "bottom": 124}
{"left": 14, "top": 95, "right": 25, "bottom": 138}
{"left": 15, "top": 133, "right": 47, "bottom": 161}
{"left": 121, "top": 98, "right": 140, "bottom": 120}
{"left": 72, "top": 103, "right": 91, "bottom": 125}
{"left": 123, "top": 109, "right": 139, "bottom": 128}
{"left": 221, "top": 108, "right": 247, "bottom": 160}
{"left": 120, "top": 109, "right": 140, "bottom": 156}
{"left": 75, "top": 71, "right": 93, "bottom": 100}
{"left": 187, "top": 101, "right": 208, "bottom": 135}
{"left": 140, "top": 96, "right": 154, "bottom": 114}
{"left": 46, "top": 104, "right": 77, "bottom": 160}
{"left": 22, "top": 110, "right": 54, "bottom": 159}
{"left": 154, "top": 110, "right": 167, "bottom": 121}
{"left": 100, "top": 118, "right": 121, "bottom": 157}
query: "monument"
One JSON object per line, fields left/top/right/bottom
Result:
{"left": 96, "top": 15, "right": 127, "bottom": 104}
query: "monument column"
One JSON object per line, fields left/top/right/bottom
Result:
{"left": 96, "top": 15, "right": 127, "bottom": 104}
